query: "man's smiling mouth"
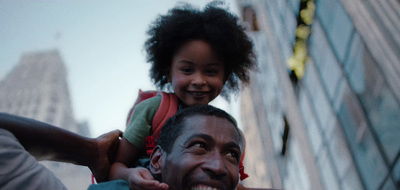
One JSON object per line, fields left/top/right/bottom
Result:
{"left": 191, "top": 185, "right": 220, "bottom": 190}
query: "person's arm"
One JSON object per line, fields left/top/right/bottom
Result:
{"left": 109, "top": 96, "right": 168, "bottom": 189}
{"left": 109, "top": 137, "right": 142, "bottom": 181}
{"left": 0, "top": 112, "right": 122, "bottom": 182}
{"left": 109, "top": 137, "right": 168, "bottom": 189}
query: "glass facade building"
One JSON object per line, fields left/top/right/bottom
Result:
{"left": 237, "top": 0, "right": 400, "bottom": 190}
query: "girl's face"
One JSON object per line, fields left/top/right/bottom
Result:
{"left": 168, "top": 40, "right": 225, "bottom": 106}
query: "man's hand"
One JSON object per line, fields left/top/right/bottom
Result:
{"left": 90, "top": 130, "right": 122, "bottom": 182}
{"left": 128, "top": 167, "right": 168, "bottom": 190}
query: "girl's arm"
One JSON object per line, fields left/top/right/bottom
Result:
{"left": 0, "top": 112, "right": 122, "bottom": 182}
{"left": 108, "top": 137, "right": 141, "bottom": 182}
{"left": 109, "top": 137, "right": 168, "bottom": 189}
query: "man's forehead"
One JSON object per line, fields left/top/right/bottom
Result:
{"left": 181, "top": 114, "right": 240, "bottom": 140}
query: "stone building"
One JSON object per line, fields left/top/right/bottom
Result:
{"left": 0, "top": 49, "right": 92, "bottom": 190}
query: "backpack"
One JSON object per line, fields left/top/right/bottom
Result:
{"left": 126, "top": 89, "right": 248, "bottom": 180}
{"left": 126, "top": 90, "right": 178, "bottom": 156}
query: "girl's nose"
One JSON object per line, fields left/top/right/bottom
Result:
{"left": 191, "top": 73, "right": 206, "bottom": 86}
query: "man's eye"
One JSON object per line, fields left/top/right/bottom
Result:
{"left": 192, "top": 142, "right": 206, "bottom": 149}
{"left": 226, "top": 151, "right": 240, "bottom": 161}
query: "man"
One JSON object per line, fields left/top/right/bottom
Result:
{"left": 90, "top": 105, "right": 244, "bottom": 190}
{"left": 150, "top": 104, "right": 243, "bottom": 190}
{"left": 2, "top": 106, "right": 266, "bottom": 190}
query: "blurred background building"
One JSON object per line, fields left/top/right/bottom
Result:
{"left": 0, "top": 49, "right": 92, "bottom": 189}
{"left": 237, "top": 0, "right": 400, "bottom": 190}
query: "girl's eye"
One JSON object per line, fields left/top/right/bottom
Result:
{"left": 205, "top": 69, "right": 218, "bottom": 75}
{"left": 181, "top": 68, "right": 193, "bottom": 73}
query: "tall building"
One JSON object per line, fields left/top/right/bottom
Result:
{"left": 0, "top": 49, "right": 92, "bottom": 189}
{"left": 237, "top": 0, "right": 400, "bottom": 190}
{"left": 0, "top": 49, "right": 76, "bottom": 131}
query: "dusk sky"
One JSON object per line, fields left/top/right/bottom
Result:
{"left": 0, "top": 0, "right": 242, "bottom": 137}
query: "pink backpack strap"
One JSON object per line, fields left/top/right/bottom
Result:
{"left": 126, "top": 90, "right": 158, "bottom": 126}
{"left": 146, "top": 92, "right": 178, "bottom": 156}
{"left": 151, "top": 92, "right": 179, "bottom": 140}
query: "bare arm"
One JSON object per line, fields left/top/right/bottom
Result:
{"left": 0, "top": 112, "right": 122, "bottom": 182}
{"left": 108, "top": 137, "right": 141, "bottom": 181}
{"left": 109, "top": 137, "right": 168, "bottom": 189}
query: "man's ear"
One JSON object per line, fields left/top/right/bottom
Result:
{"left": 149, "top": 145, "right": 163, "bottom": 175}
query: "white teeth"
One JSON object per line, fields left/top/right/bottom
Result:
{"left": 191, "top": 186, "right": 218, "bottom": 190}
{"left": 191, "top": 92, "right": 205, "bottom": 96}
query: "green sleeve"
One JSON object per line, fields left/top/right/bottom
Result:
{"left": 123, "top": 95, "right": 161, "bottom": 151}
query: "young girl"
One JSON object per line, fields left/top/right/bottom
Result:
{"left": 109, "top": 1, "right": 256, "bottom": 189}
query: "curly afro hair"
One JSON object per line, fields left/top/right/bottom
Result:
{"left": 144, "top": 1, "right": 256, "bottom": 99}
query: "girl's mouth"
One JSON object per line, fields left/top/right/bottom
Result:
{"left": 189, "top": 91, "right": 207, "bottom": 97}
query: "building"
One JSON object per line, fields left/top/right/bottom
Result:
{"left": 0, "top": 49, "right": 77, "bottom": 132}
{"left": 0, "top": 49, "right": 92, "bottom": 190}
{"left": 237, "top": 0, "right": 400, "bottom": 190}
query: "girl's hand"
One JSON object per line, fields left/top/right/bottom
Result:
{"left": 128, "top": 167, "right": 168, "bottom": 190}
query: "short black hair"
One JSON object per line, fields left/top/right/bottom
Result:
{"left": 157, "top": 104, "right": 241, "bottom": 154}
{"left": 144, "top": 1, "right": 256, "bottom": 99}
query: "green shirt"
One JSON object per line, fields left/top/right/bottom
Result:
{"left": 123, "top": 95, "right": 161, "bottom": 153}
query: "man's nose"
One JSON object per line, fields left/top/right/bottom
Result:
{"left": 202, "top": 152, "right": 228, "bottom": 178}
{"left": 191, "top": 72, "right": 206, "bottom": 86}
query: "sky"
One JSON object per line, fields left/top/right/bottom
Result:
{"left": 0, "top": 0, "right": 242, "bottom": 137}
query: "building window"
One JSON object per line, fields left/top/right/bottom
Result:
{"left": 337, "top": 87, "right": 387, "bottom": 189}
{"left": 327, "top": 122, "right": 353, "bottom": 180}
{"left": 303, "top": 61, "right": 334, "bottom": 127}
{"left": 317, "top": 147, "right": 341, "bottom": 190}
{"left": 367, "top": 84, "right": 400, "bottom": 163}
{"left": 309, "top": 20, "right": 342, "bottom": 101}
{"left": 340, "top": 165, "right": 363, "bottom": 190}
{"left": 316, "top": 0, "right": 339, "bottom": 32}
{"left": 380, "top": 178, "right": 397, "bottom": 190}
{"left": 299, "top": 86, "right": 323, "bottom": 156}
{"left": 288, "top": 0, "right": 300, "bottom": 16}
{"left": 393, "top": 158, "right": 400, "bottom": 187}
{"left": 327, "top": 3, "right": 354, "bottom": 63}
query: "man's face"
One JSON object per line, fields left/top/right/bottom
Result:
{"left": 162, "top": 115, "right": 241, "bottom": 190}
